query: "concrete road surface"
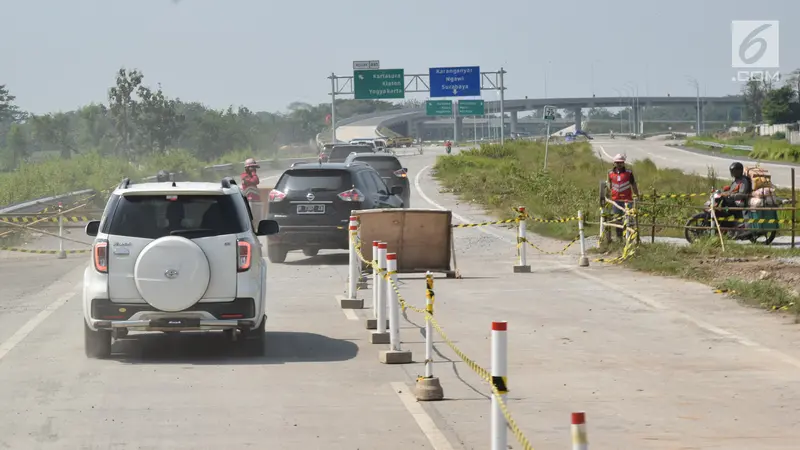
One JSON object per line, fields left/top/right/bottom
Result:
{"left": 2, "top": 147, "right": 800, "bottom": 448}
{"left": 593, "top": 138, "right": 800, "bottom": 188}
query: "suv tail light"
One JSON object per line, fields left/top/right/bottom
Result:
{"left": 268, "top": 189, "right": 286, "bottom": 203}
{"left": 237, "top": 240, "right": 252, "bottom": 272}
{"left": 94, "top": 240, "right": 108, "bottom": 273}
{"left": 393, "top": 168, "right": 408, "bottom": 178}
{"left": 338, "top": 188, "right": 365, "bottom": 202}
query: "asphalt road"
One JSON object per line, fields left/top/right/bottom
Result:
{"left": 594, "top": 137, "right": 800, "bottom": 188}
{"left": 1, "top": 145, "right": 800, "bottom": 448}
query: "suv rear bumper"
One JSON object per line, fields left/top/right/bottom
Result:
{"left": 87, "top": 298, "right": 260, "bottom": 332}
{"left": 90, "top": 318, "right": 257, "bottom": 332}
{"left": 267, "top": 225, "right": 348, "bottom": 249}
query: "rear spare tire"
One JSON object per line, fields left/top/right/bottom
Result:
{"left": 134, "top": 236, "right": 211, "bottom": 312}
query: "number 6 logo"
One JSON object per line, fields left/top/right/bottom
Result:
{"left": 731, "top": 20, "right": 779, "bottom": 68}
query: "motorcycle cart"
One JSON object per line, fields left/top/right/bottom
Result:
{"left": 744, "top": 205, "right": 778, "bottom": 244}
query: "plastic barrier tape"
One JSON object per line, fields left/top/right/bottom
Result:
{"left": 349, "top": 230, "right": 535, "bottom": 450}
{"left": 0, "top": 216, "right": 95, "bottom": 223}
{"left": 0, "top": 247, "right": 90, "bottom": 254}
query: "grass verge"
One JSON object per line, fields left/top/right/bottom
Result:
{"left": 616, "top": 237, "right": 800, "bottom": 316}
{"left": 684, "top": 135, "right": 800, "bottom": 162}
{"left": 434, "top": 140, "right": 800, "bottom": 317}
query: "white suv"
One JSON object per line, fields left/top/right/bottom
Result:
{"left": 82, "top": 176, "right": 279, "bottom": 358}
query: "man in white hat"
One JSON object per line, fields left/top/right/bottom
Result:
{"left": 607, "top": 154, "right": 639, "bottom": 241}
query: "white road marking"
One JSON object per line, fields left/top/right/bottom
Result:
{"left": 342, "top": 308, "right": 359, "bottom": 321}
{"left": 414, "top": 164, "right": 800, "bottom": 371}
{"left": 0, "top": 290, "right": 76, "bottom": 362}
{"left": 390, "top": 382, "right": 456, "bottom": 450}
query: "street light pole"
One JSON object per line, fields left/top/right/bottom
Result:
{"left": 687, "top": 76, "right": 700, "bottom": 135}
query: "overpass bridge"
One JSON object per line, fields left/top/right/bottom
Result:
{"left": 333, "top": 95, "right": 745, "bottom": 143}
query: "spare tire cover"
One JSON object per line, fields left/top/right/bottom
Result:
{"left": 134, "top": 236, "right": 210, "bottom": 312}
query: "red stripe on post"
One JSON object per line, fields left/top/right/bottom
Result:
{"left": 349, "top": 225, "right": 358, "bottom": 230}
{"left": 378, "top": 243, "right": 388, "bottom": 249}
{"left": 491, "top": 321, "right": 507, "bottom": 331}
{"left": 386, "top": 253, "right": 397, "bottom": 260}
{"left": 350, "top": 215, "right": 358, "bottom": 221}
{"left": 571, "top": 412, "right": 585, "bottom": 425}
{"left": 373, "top": 241, "right": 379, "bottom": 246}
{"left": 518, "top": 206, "right": 526, "bottom": 213}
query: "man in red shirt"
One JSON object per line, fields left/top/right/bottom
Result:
{"left": 241, "top": 158, "right": 263, "bottom": 221}
{"left": 607, "top": 154, "right": 639, "bottom": 241}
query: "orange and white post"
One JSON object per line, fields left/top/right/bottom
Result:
{"left": 571, "top": 412, "right": 588, "bottom": 450}
{"left": 386, "top": 253, "right": 401, "bottom": 351}
{"left": 347, "top": 215, "right": 359, "bottom": 300}
{"left": 491, "top": 321, "right": 508, "bottom": 450}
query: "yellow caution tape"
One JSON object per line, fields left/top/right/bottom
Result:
{"left": 349, "top": 229, "right": 535, "bottom": 450}
{"left": 517, "top": 236, "right": 579, "bottom": 255}
{"left": 452, "top": 218, "right": 519, "bottom": 228}
{"left": 638, "top": 192, "right": 709, "bottom": 200}
{"left": 0, "top": 247, "right": 90, "bottom": 254}
{"left": 0, "top": 216, "right": 95, "bottom": 223}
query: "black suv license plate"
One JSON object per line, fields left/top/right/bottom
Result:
{"left": 297, "top": 204, "right": 325, "bottom": 214}
{"left": 151, "top": 318, "right": 201, "bottom": 328}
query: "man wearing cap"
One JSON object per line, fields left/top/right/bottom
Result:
{"left": 607, "top": 154, "right": 639, "bottom": 241}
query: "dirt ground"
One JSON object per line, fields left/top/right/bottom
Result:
{"left": 696, "top": 255, "right": 800, "bottom": 295}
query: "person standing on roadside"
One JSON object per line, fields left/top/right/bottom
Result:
{"left": 607, "top": 154, "right": 639, "bottom": 241}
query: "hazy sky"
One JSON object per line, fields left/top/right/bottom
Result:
{"left": 3, "top": 0, "right": 799, "bottom": 114}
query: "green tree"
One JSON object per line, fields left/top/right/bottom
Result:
{"left": 77, "top": 103, "right": 113, "bottom": 152}
{"left": 741, "top": 79, "right": 767, "bottom": 123}
{"left": 135, "top": 84, "right": 185, "bottom": 153}
{"left": 108, "top": 68, "right": 143, "bottom": 157}
{"left": 31, "top": 113, "right": 75, "bottom": 159}
{"left": 6, "top": 123, "right": 30, "bottom": 168}
{"left": 762, "top": 85, "right": 798, "bottom": 124}
{"left": 0, "top": 84, "right": 22, "bottom": 124}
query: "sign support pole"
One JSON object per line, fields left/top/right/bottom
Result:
{"left": 499, "top": 67, "right": 506, "bottom": 145}
{"left": 329, "top": 72, "right": 337, "bottom": 143}
{"left": 453, "top": 101, "right": 458, "bottom": 144}
{"left": 544, "top": 121, "right": 551, "bottom": 170}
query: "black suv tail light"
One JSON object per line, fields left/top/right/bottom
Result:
{"left": 268, "top": 189, "right": 286, "bottom": 203}
{"left": 337, "top": 188, "right": 365, "bottom": 202}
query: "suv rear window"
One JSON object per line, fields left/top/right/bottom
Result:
{"left": 275, "top": 169, "right": 351, "bottom": 192}
{"left": 353, "top": 156, "right": 401, "bottom": 172}
{"left": 329, "top": 146, "right": 365, "bottom": 161}
{"left": 105, "top": 194, "right": 249, "bottom": 239}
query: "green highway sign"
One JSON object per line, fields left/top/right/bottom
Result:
{"left": 353, "top": 69, "right": 405, "bottom": 100}
{"left": 457, "top": 99, "right": 485, "bottom": 116}
{"left": 426, "top": 100, "right": 453, "bottom": 116}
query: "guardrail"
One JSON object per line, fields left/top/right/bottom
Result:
{"left": 689, "top": 140, "right": 754, "bottom": 151}
{"left": 2, "top": 156, "right": 321, "bottom": 214}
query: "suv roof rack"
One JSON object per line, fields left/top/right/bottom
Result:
{"left": 221, "top": 177, "right": 237, "bottom": 189}
{"left": 119, "top": 177, "right": 131, "bottom": 189}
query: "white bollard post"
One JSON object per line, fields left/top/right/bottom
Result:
{"left": 338, "top": 215, "right": 363, "bottom": 309}
{"left": 56, "top": 202, "right": 66, "bottom": 259}
{"left": 414, "top": 271, "right": 444, "bottom": 401}
{"left": 513, "top": 206, "right": 531, "bottom": 273}
{"left": 365, "top": 240, "right": 380, "bottom": 330}
{"left": 571, "top": 412, "right": 588, "bottom": 450}
{"left": 369, "top": 242, "right": 390, "bottom": 343}
{"left": 347, "top": 215, "right": 358, "bottom": 299}
{"left": 356, "top": 221, "right": 368, "bottom": 289}
{"left": 379, "top": 252, "right": 412, "bottom": 364}
{"left": 578, "top": 210, "right": 589, "bottom": 267}
{"left": 491, "top": 321, "right": 508, "bottom": 450}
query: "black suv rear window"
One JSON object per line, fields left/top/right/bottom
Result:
{"left": 275, "top": 169, "right": 351, "bottom": 192}
{"left": 329, "top": 146, "right": 364, "bottom": 161}
{"left": 353, "top": 156, "right": 401, "bottom": 172}
{"left": 105, "top": 194, "right": 249, "bottom": 239}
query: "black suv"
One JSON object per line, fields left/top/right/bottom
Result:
{"left": 265, "top": 162, "right": 404, "bottom": 263}
{"left": 343, "top": 152, "right": 410, "bottom": 207}
{"left": 320, "top": 145, "right": 372, "bottom": 163}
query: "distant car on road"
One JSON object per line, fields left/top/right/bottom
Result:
{"left": 344, "top": 152, "right": 410, "bottom": 207}
{"left": 321, "top": 144, "right": 372, "bottom": 163}
{"left": 265, "top": 162, "right": 405, "bottom": 263}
